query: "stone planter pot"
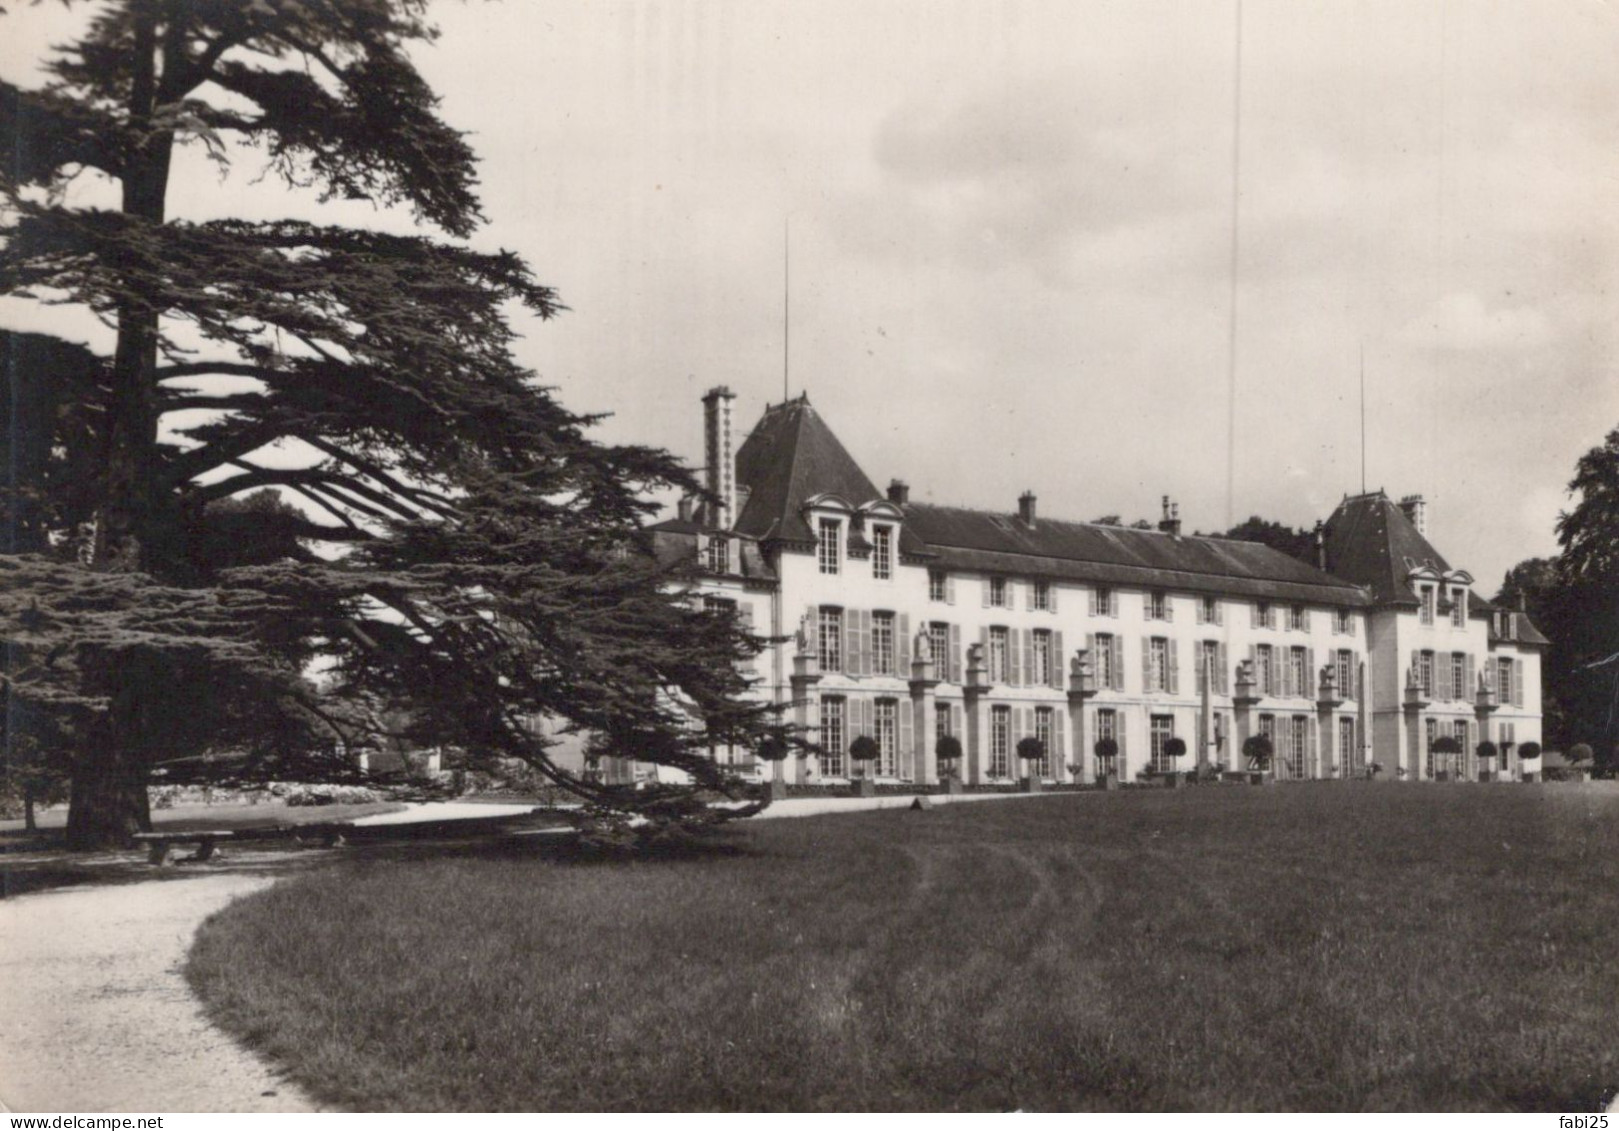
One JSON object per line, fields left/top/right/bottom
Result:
{"left": 1478, "top": 769, "right": 1495, "bottom": 783}
{"left": 854, "top": 777, "right": 876, "bottom": 798}
{"left": 1164, "top": 771, "right": 1184, "bottom": 789}
{"left": 1100, "top": 773, "right": 1120, "bottom": 791}
{"left": 1248, "top": 772, "right": 1272, "bottom": 786}
{"left": 943, "top": 776, "right": 964, "bottom": 795}
{"left": 1434, "top": 771, "right": 1452, "bottom": 782}
{"left": 1523, "top": 770, "right": 1541, "bottom": 783}
{"left": 1021, "top": 775, "right": 1043, "bottom": 793}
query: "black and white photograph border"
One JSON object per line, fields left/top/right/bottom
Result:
{"left": 3, "top": 0, "right": 1619, "bottom": 1115}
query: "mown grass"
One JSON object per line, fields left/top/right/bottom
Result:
{"left": 187, "top": 783, "right": 1619, "bottom": 1111}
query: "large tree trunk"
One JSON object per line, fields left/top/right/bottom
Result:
{"left": 64, "top": 6, "right": 172, "bottom": 852}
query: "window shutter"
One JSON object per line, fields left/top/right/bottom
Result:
{"left": 1117, "top": 709, "right": 1128, "bottom": 759}
{"left": 1214, "top": 602, "right": 1223, "bottom": 627}
{"left": 1195, "top": 600, "right": 1205, "bottom": 626}
{"left": 979, "top": 626, "right": 989, "bottom": 679}
{"left": 1349, "top": 614, "right": 1357, "bottom": 637}
{"left": 951, "top": 703, "right": 963, "bottom": 740}
{"left": 1330, "top": 611, "right": 1338, "bottom": 636}
{"left": 1303, "top": 610, "right": 1312, "bottom": 633}
{"left": 1250, "top": 603, "right": 1259, "bottom": 628}
{"left": 842, "top": 611, "right": 859, "bottom": 676}
{"left": 1052, "top": 631, "right": 1065, "bottom": 689}
{"left": 861, "top": 697, "right": 874, "bottom": 740}
{"left": 1054, "top": 710, "right": 1066, "bottom": 770}
{"left": 1218, "top": 642, "right": 1229, "bottom": 693}
{"left": 1512, "top": 660, "right": 1523, "bottom": 707}
{"left": 949, "top": 624, "right": 962, "bottom": 683}
{"left": 1022, "top": 630, "right": 1035, "bottom": 688}
{"left": 1307, "top": 647, "right": 1316, "bottom": 698}
{"left": 1410, "top": 649, "right": 1420, "bottom": 690}
{"left": 1089, "top": 588, "right": 1099, "bottom": 616}
{"left": 1112, "top": 636, "right": 1125, "bottom": 691}
{"left": 1022, "top": 581, "right": 1032, "bottom": 611}
{"left": 1308, "top": 718, "right": 1318, "bottom": 777}
{"left": 1142, "top": 636, "right": 1153, "bottom": 693}
{"left": 1282, "top": 652, "right": 1294, "bottom": 698}
{"left": 946, "top": 575, "right": 956, "bottom": 605}
{"left": 860, "top": 610, "right": 875, "bottom": 676}
{"left": 1465, "top": 655, "right": 1475, "bottom": 700}
{"left": 1168, "top": 639, "right": 1180, "bottom": 695}
{"left": 896, "top": 613, "right": 910, "bottom": 671}
{"left": 1008, "top": 629, "right": 1023, "bottom": 686}
{"left": 1050, "top": 585, "right": 1059, "bottom": 613}
{"left": 982, "top": 578, "right": 991, "bottom": 608}
{"left": 1165, "top": 596, "right": 1175, "bottom": 624}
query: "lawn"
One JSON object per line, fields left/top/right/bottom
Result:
{"left": 186, "top": 783, "right": 1619, "bottom": 1111}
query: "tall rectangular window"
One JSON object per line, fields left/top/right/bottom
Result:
{"left": 1290, "top": 647, "right": 1308, "bottom": 697}
{"left": 1425, "top": 717, "right": 1440, "bottom": 777}
{"left": 1256, "top": 645, "right": 1275, "bottom": 695}
{"left": 871, "top": 612, "right": 895, "bottom": 676}
{"left": 704, "top": 535, "right": 728, "bottom": 574}
{"left": 1033, "top": 708, "right": 1054, "bottom": 776}
{"left": 1033, "top": 580, "right": 1051, "bottom": 611}
{"left": 928, "top": 569, "right": 948, "bottom": 602}
{"left": 988, "top": 627, "right": 1009, "bottom": 683}
{"left": 1200, "top": 596, "right": 1220, "bottom": 625}
{"left": 1452, "top": 653, "right": 1468, "bottom": 701}
{"left": 1340, "top": 716, "right": 1359, "bottom": 776}
{"left": 1096, "top": 587, "right": 1115, "bottom": 616}
{"left": 1289, "top": 605, "right": 1305, "bottom": 631}
{"left": 1335, "top": 608, "right": 1352, "bottom": 635}
{"left": 820, "top": 697, "right": 845, "bottom": 777}
{"left": 1149, "top": 637, "right": 1169, "bottom": 693}
{"left": 1286, "top": 716, "right": 1309, "bottom": 778}
{"left": 990, "top": 706, "right": 1011, "bottom": 778}
{"left": 1095, "top": 709, "right": 1118, "bottom": 778}
{"left": 935, "top": 702, "right": 953, "bottom": 742}
{"left": 874, "top": 699, "right": 898, "bottom": 776}
{"left": 1095, "top": 633, "right": 1115, "bottom": 688}
{"left": 818, "top": 607, "right": 843, "bottom": 671}
{"left": 1336, "top": 649, "right": 1355, "bottom": 698}
{"left": 989, "top": 576, "right": 1008, "bottom": 607}
{"left": 1450, "top": 589, "right": 1466, "bottom": 627}
{"left": 1148, "top": 591, "right": 1168, "bottom": 620}
{"left": 1497, "top": 657, "right": 1515, "bottom": 705}
{"left": 1032, "top": 630, "right": 1053, "bottom": 687}
{"left": 929, "top": 622, "right": 951, "bottom": 678}
{"left": 1256, "top": 601, "right": 1273, "bottom": 629}
{"left": 817, "top": 518, "right": 841, "bottom": 575}
{"left": 1150, "top": 714, "right": 1174, "bottom": 772}
{"left": 1420, "top": 585, "right": 1435, "bottom": 625}
{"left": 872, "top": 525, "right": 893, "bottom": 580}
{"left": 1418, "top": 650, "right": 1434, "bottom": 697}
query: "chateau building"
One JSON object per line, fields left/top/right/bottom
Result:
{"left": 648, "top": 389, "right": 1544, "bottom": 785}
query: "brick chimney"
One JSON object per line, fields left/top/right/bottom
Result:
{"left": 1018, "top": 491, "right": 1037, "bottom": 526}
{"left": 1398, "top": 493, "right": 1428, "bottom": 536}
{"left": 887, "top": 479, "right": 910, "bottom": 505}
{"left": 1158, "top": 495, "right": 1182, "bottom": 536}
{"left": 702, "top": 386, "right": 737, "bottom": 529}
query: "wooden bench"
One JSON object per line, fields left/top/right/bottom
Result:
{"left": 132, "top": 830, "right": 235, "bottom": 865}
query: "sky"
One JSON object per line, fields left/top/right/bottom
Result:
{"left": 5, "top": 0, "right": 1619, "bottom": 588}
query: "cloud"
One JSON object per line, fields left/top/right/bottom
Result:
{"left": 1401, "top": 292, "right": 1555, "bottom": 352}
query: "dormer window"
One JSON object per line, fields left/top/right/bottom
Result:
{"left": 1289, "top": 604, "right": 1306, "bottom": 631}
{"left": 704, "top": 534, "right": 728, "bottom": 574}
{"left": 1256, "top": 601, "right": 1273, "bottom": 629}
{"left": 817, "top": 518, "right": 841, "bottom": 575}
{"left": 1419, "top": 585, "right": 1435, "bottom": 625}
{"left": 871, "top": 524, "right": 893, "bottom": 580}
{"left": 1450, "top": 588, "right": 1466, "bottom": 627}
{"left": 989, "top": 576, "right": 1008, "bottom": 608}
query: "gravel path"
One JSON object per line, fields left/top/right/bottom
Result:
{"left": 0, "top": 870, "right": 320, "bottom": 1113}
{"left": 0, "top": 789, "right": 1059, "bottom": 1112}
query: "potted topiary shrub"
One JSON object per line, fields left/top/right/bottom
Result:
{"left": 1567, "top": 742, "right": 1595, "bottom": 783}
{"left": 1430, "top": 734, "right": 1462, "bottom": 781}
{"left": 1016, "top": 736, "right": 1045, "bottom": 792}
{"left": 1242, "top": 734, "right": 1274, "bottom": 785}
{"left": 1094, "top": 737, "right": 1120, "bottom": 790}
{"left": 935, "top": 734, "right": 965, "bottom": 794}
{"left": 1475, "top": 740, "right": 1499, "bottom": 782}
{"left": 1162, "top": 736, "right": 1188, "bottom": 788}
{"left": 849, "top": 735, "right": 880, "bottom": 797}
{"left": 757, "top": 729, "right": 792, "bottom": 800}
{"left": 1519, "top": 741, "right": 1543, "bottom": 782}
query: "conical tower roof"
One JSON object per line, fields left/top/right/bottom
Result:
{"left": 733, "top": 395, "right": 886, "bottom": 543}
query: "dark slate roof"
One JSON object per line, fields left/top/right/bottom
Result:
{"left": 1485, "top": 605, "right": 1551, "bottom": 647}
{"left": 733, "top": 395, "right": 886, "bottom": 544}
{"left": 645, "top": 523, "right": 778, "bottom": 583}
{"left": 903, "top": 504, "right": 1369, "bottom": 605}
{"left": 1322, "top": 492, "right": 1452, "bottom": 607}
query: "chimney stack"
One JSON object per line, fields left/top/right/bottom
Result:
{"left": 887, "top": 479, "right": 910, "bottom": 505}
{"left": 702, "top": 386, "right": 737, "bottom": 529}
{"left": 1398, "top": 493, "right": 1428, "bottom": 536}
{"left": 1158, "top": 495, "right": 1182, "bottom": 536}
{"left": 1313, "top": 520, "right": 1327, "bottom": 570}
{"left": 1018, "top": 490, "right": 1037, "bottom": 526}
{"left": 677, "top": 497, "right": 694, "bottom": 523}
